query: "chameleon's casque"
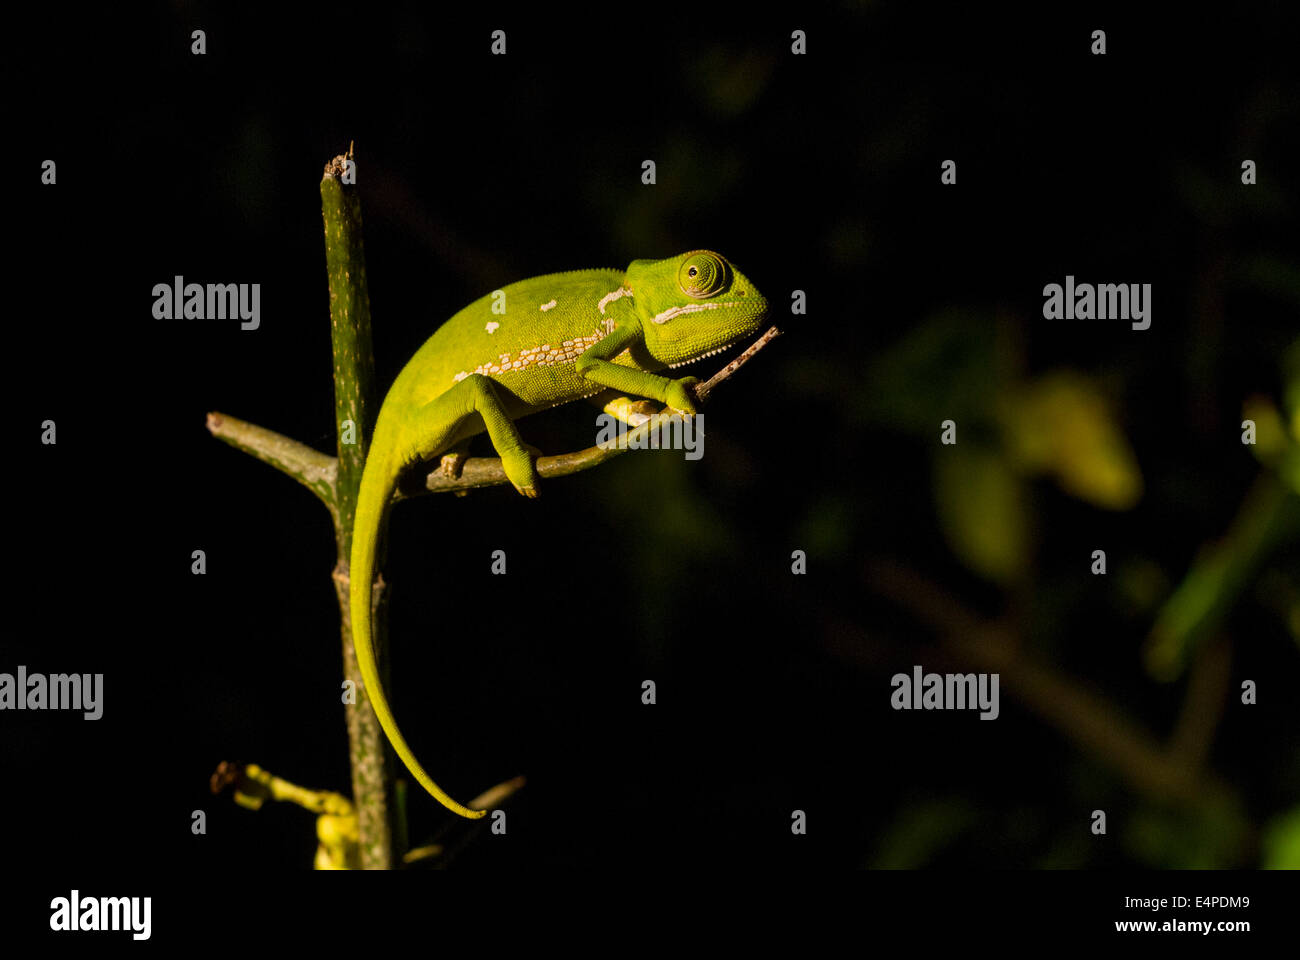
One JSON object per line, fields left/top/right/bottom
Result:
{"left": 350, "top": 250, "right": 768, "bottom": 818}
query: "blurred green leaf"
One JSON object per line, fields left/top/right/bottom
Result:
{"left": 1146, "top": 473, "right": 1300, "bottom": 679}
{"left": 1243, "top": 394, "right": 1288, "bottom": 465}
{"left": 1262, "top": 805, "right": 1300, "bottom": 869}
{"left": 1000, "top": 371, "right": 1142, "bottom": 510}
{"left": 1125, "top": 795, "right": 1248, "bottom": 868}
{"left": 934, "top": 445, "right": 1028, "bottom": 584}
{"left": 872, "top": 798, "right": 974, "bottom": 868}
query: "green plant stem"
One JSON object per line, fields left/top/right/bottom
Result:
{"left": 321, "top": 148, "right": 395, "bottom": 870}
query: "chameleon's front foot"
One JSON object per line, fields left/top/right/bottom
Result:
{"left": 666, "top": 376, "right": 702, "bottom": 415}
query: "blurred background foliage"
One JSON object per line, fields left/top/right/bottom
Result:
{"left": 13, "top": 4, "right": 1299, "bottom": 870}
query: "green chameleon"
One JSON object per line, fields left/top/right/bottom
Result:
{"left": 350, "top": 249, "right": 769, "bottom": 819}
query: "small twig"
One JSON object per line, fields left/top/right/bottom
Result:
{"left": 211, "top": 762, "right": 359, "bottom": 870}
{"left": 400, "top": 775, "right": 527, "bottom": 866}
{"left": 210, "top": 761, "right": 354, "bottom": 815}
{"left": 206, "top": 411, "right": 337, "bottom": 513}
{"left": 695, "top": 324, "right": 783, "bottom": 402}
{"left": 1168, "top": 634, "right": 1232, "bottom": 773}
{"left": 468, "top": 774, "right": 527, "bottom": 811}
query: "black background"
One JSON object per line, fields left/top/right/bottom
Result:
{"left": 6, "top": 0, "right": 1299, "bottom": 932}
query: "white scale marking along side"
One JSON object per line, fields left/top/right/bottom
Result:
{"left": 452, "top": 318, "right": 617, "bottom": 384}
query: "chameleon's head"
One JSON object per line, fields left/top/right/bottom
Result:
{"left": 627, "top": 250, "right": 769, "bottom": 368}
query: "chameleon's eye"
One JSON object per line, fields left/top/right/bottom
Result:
{"left": 677, "top": 252, "right": 728, "bottom": 299}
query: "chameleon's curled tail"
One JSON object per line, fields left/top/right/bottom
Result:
{"left": 350, "top": 442, "right": 486, "bottom": 820}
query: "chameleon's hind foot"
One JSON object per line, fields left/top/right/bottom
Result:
{"left": 503, "top": 446, "right": 541, "bottom": 498}
{"left": 439, "top": 448, "right": 470, "bottom": 479}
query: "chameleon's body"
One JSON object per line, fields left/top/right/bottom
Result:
{"left": 349, "top": 250, "right": 768, "bottom": 819}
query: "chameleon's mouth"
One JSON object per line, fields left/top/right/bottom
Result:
{"left": 651, "top": 298, "right": 763, "bottom": 343}
{"left": 666, "top": 338, "right": 739, "bottom": 369}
